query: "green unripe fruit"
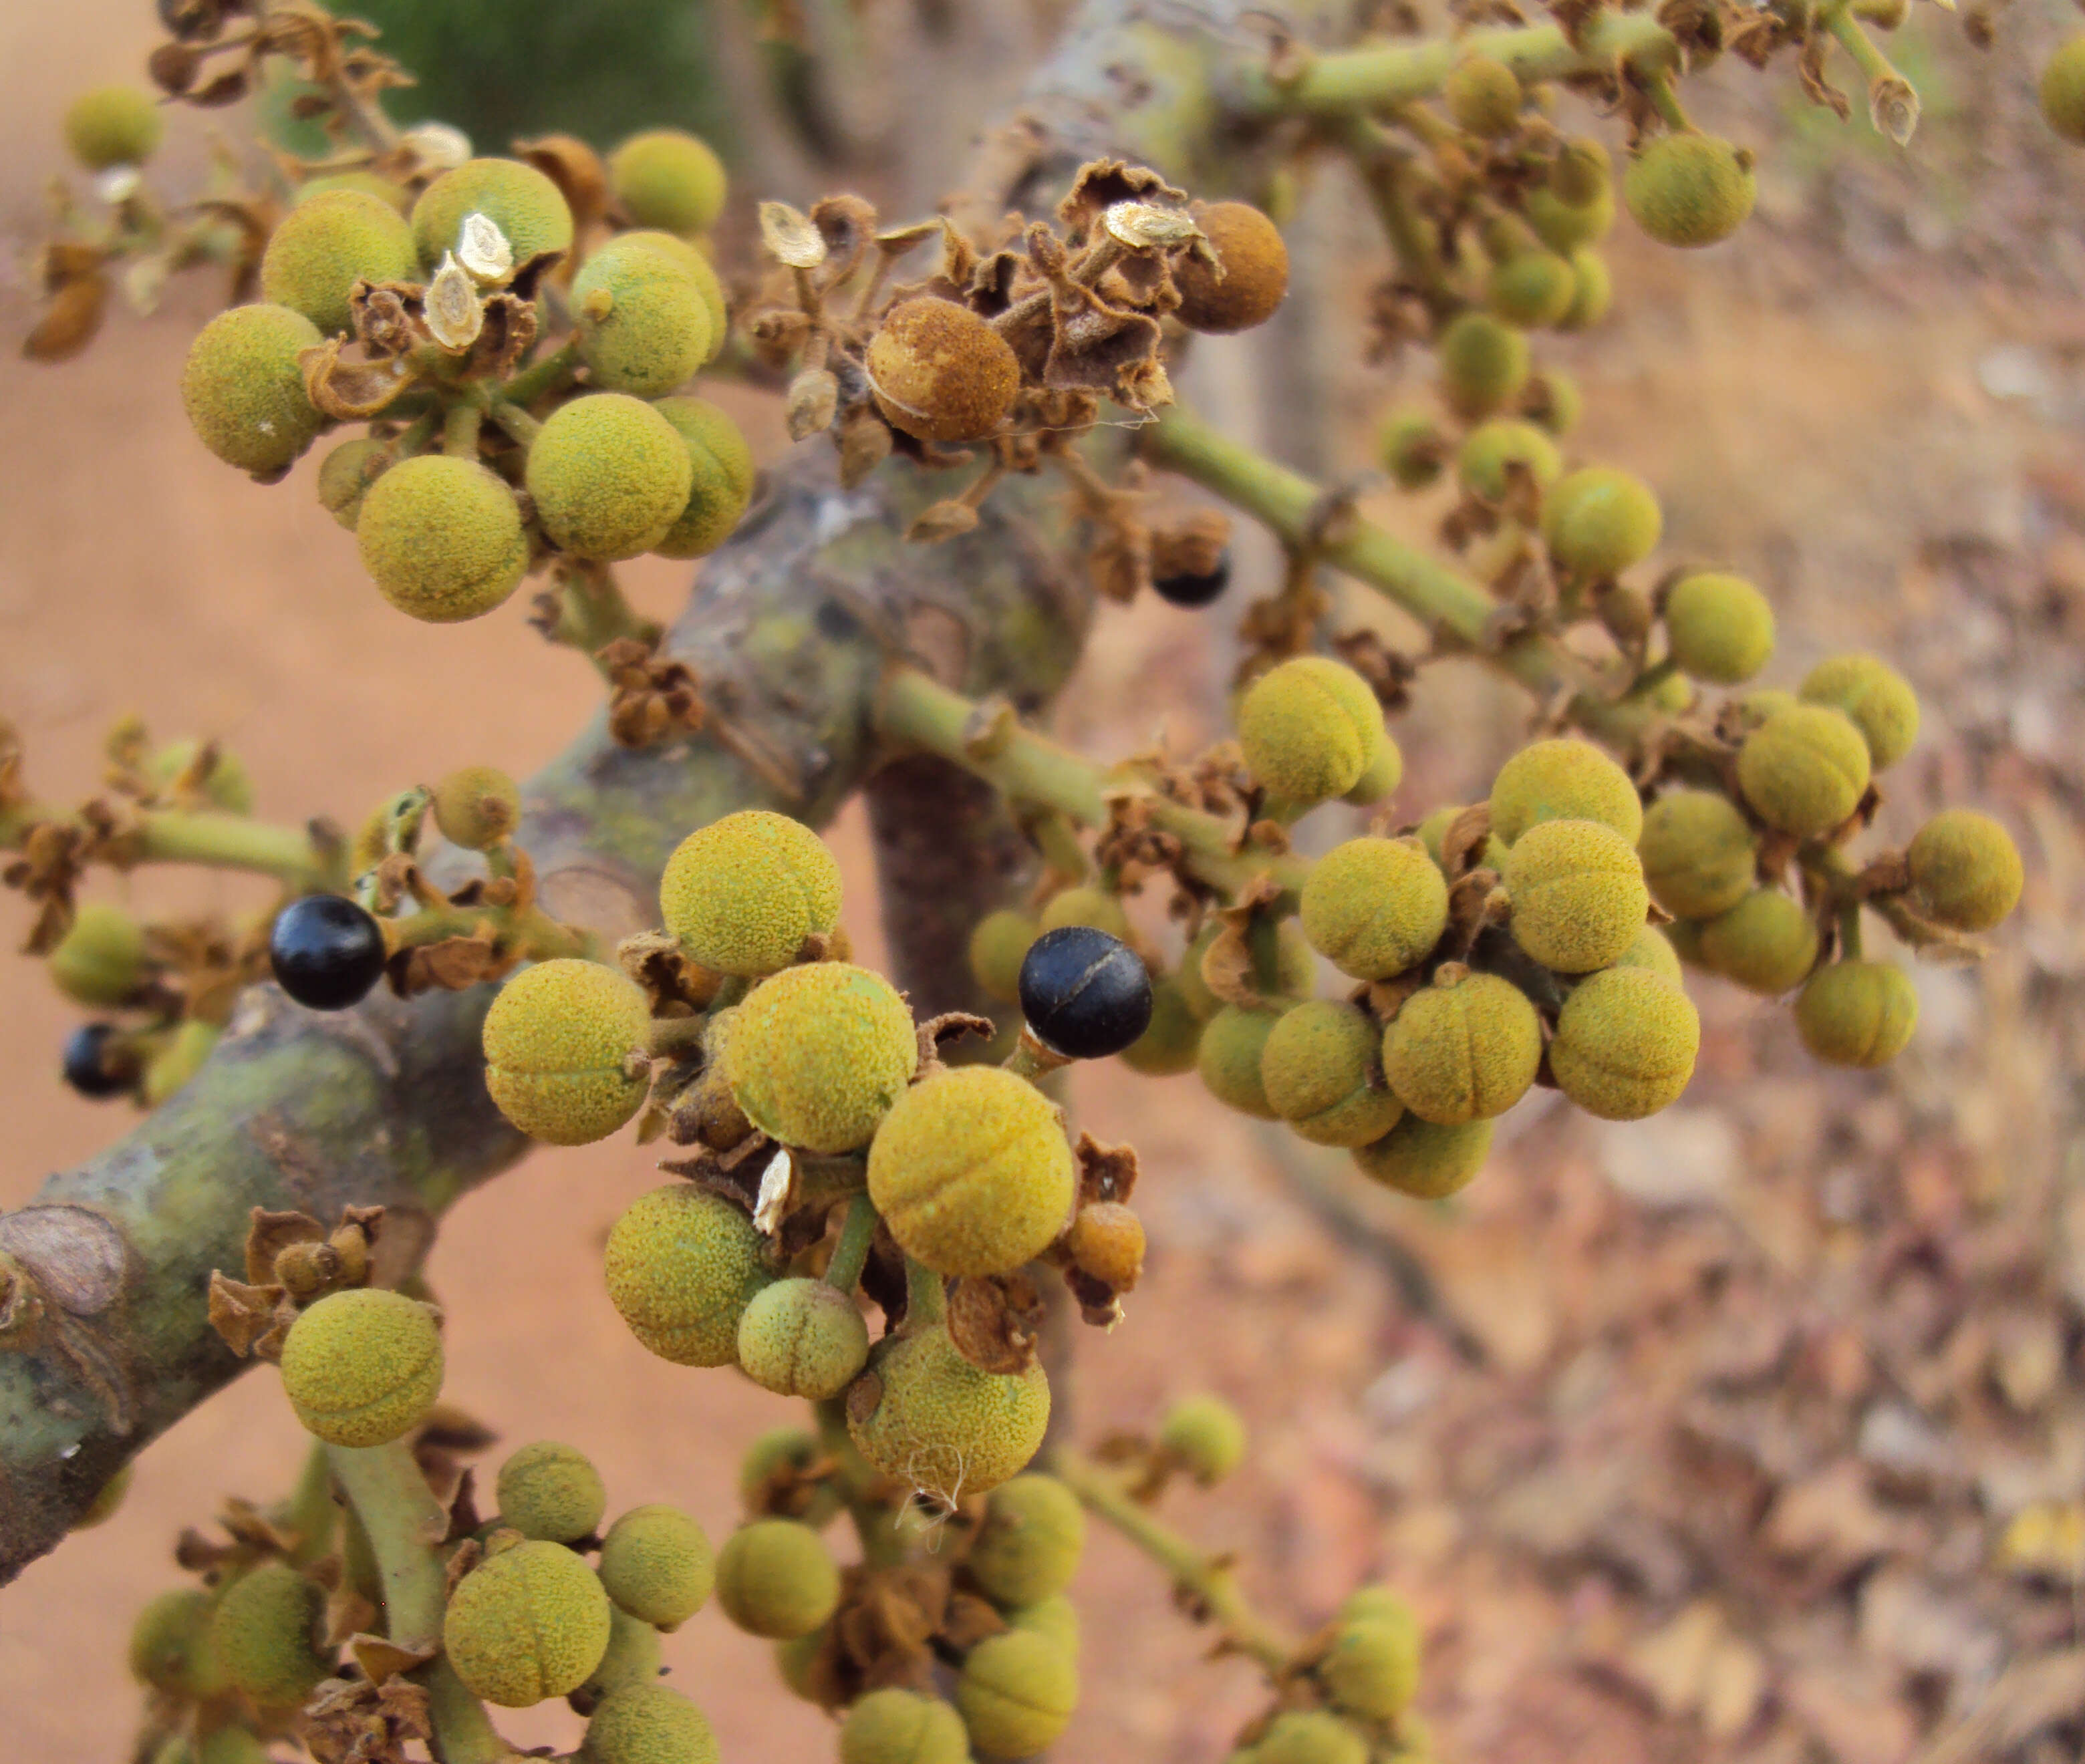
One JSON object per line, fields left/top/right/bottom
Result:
{"left": 1490, "top": 737, "right": 1643, "bottom": 847}
{"left": 1383, "top": 969, "right": 1542, "bottom": 1123}
{"left": 429, "top": 764, "right": 520, "bottom": 851}
{"left": 1300, "top": 837, "right": 1449, "bottom": 981}
{"left": 1439, "top": 311, "right": 1531, "bottom": 418}
{"left": 410, "top": 157, "right": 574, "bottom": 270}
{"left": 1353, "top": 1114, "right": 1493, "bottom": 1199}
{"left": 969, "top": 908, "right": 1039, "bottom": 1005}
{"left": 1256, "top": 1710, "right": 1367, "bottom": 1764}
{"left": 1157, "top": 1394, "right": 1247, "bottom": 1485}
{"left": 1488, "top": 252, "right": 1576, "bottom": 329}
{"left": 74, "top": 1460, "right": 132, "bottom": 1531}
{"left": 1907, "top": 808, "right": 2024, "bottom": 932}
{"left": 1177, "top": 921, "right": 1314, "bottom": 1020}
{"left": 1238, "top": 657, "right": 1386, "bottom": 807}
{"left": 1121, "top": 978, "right": 1202, "bottom": 1075}
{"left": 1444, "top": 54, "right": 1522, "bottom": 137}
{"left": 1526, "top": 181, "right": 1615, "bottom": 256}
{"left": 1038, "top": 885, "right": 1133, "bottom": 941}
{"left": 1798, "top": 653, "right": 1919, "bottom": 770}
{"left": 1637, "top": 789, "right": 1756, "bottom": 920}
{"left": 1663, "top": 573, "right": 1774, "bottom": 684}
{"left": 296, "top": 171, "right": 410, "bottom": 212}
{"left": 1556, "top": 247, "right": 1612, "bottom": 330}
{"left": 1736, "top": 704, "right": 1872, "bottom": 838}
{"left": 840, "top": 1688, "right": 970, "bottom": 1764}
{"left": 142, "top": 1018, "right": 217, "bottom": 1107}
{"left": 584, "top": 1684, "right": 720, "bottom": 1764}
{"left": 714, "top": 1520, "right": 839, "bottom": 1640}
{"left": 1339, "top": 1584, "right": 1415, "bottom": 1627}
{"left": 1379, "top": 406, "right": 1446, "bottom": 491}
{"left": 482, "top": 958, "right": 652, "bottom": 1145}
{"left": 49, "top": 901, "right": 146, "bottom": 1006}
{"left": 1795, "top": 960, "right": 1918, "bottom": 1067}
{"left": 445, "top": 1539, "right": 611, "bottom": 1707}
{"left": 1506, "top": 819, "right": 1649, "bottom": 974}
{"left": 317, "top": 436, "right": 390, "bottom": 531}
{"left": 1614, "top": 924, "right": 1684, "bottom": 987}
{"left": 496, "top": 1441, "right": 607, "bottom": 1544}
{"left": 1343, "top": 736, "right": 1405, "bottom": 806}
{"left": 1697, "top": 889, "right": 1818, "bottom": 995}
{"left": 774, "top": 1628, "right": 826, "bottom": 1701}
{"left": 610, "top": 130, "right": 728, "bottom": 236}
{"left": 1009, "top": 1593, "right": 1081, "bottom": 1655}
{"left": 1551, "top": 138, "right": 1614, "bottom": 206}
{"left": 575, "top": 1603, "right": 662, "bottom": 1707}
{"left": 867, "top": 296, "right": 1022, "bottom": 442}
{"left": 652, "top": 392, "right": 752, "bottom": 498}
{"left": 130, "top": 1588, "right": 218, "bottom": 1695}
{"left": 1417, "top": 805, "right": 1508, "bottom": 875}
{"left": 196, "top": 1731, "right": 271, "bottom": 1764}
{"left": 968, "top": 1473, "right": 1085, "bottom": 1607}
{"left": 847, "top": 1321, "right": 1051, "bottom": 1505}
{"left": 598, "top": 1503, "right": 714, "bottom": 1630}
{"left": 1457, "top": 418, "right": 1562, "bottom": 504}
{"left": 1550, "top": 966, "right": 1699, "bottom": 1119}
{"left": 868, "top": 1065, "right": 1075, "bottom": 1278}
{"left": 956, "top": 1628, "right": 1079, "bottom": 1759}
{"left": 357, "top": 454, "right": 528, "bottom": 623}
{"left": 650, "top": 396, "right": 752, "bottom": 559}
{"left": 1322, "top": 1612, "right": 1421, "bottom": 1721}
{"left": 1625, "top": 134, "right": 1756, "bottom": 249}
{"left": 279, "top": 1286, "right": 441, "bottom": 1447}
{"left": 1528, "top": 368, "right": 1583, "bottom": 436}
{"left": 728, "top": 962, "right": 918, "bottom": 1153}
{"left": 736, "top": 1277, "right": 871, "bottom": 1399}
{"left": 605, "top": 1184, "right": 771, "bottom": 1366}
{"left": 1542, "top": 466, "right": 1662, "bottom": 580}
{"left": 208, "top": 1561, "right": 330, "bottom": 1708}
{"left": 573, "top": 237, "right": 714, "bottom": 398}
{"left": 527, "top": 394, "right": 694, "bottom": 563}
{"left": 2042, "top": 37, "right": 2085, "bottom": 143}
{"left": 660, "top": 809, "right": 841, "bottom": 979}
{"left": 150, "top": 738, "right": 256, "bottom": 814}
{"left": 65, "top": 86, "right": 162, "bottom": 170}
{"left": 1198, "top": 1004, "right": 1287, "bottom": 1119}
{"left": 180, "top": 304, "right": 325, "bottom": 475}
{"left": 1173, "top": 200, "right": 1291, "bottom": 334}
{"left": 259, "top": 189, "right": 418, "bottom": 338}
{"left": 1260, "top": 999, "right": 1403, "bottom": 1147}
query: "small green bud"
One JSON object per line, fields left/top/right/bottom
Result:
{"left": 867, "top": 297, "right": 1021, "bottom": 442}
{"left": 1157, "top": 1393, "right": 1247, "bottom": 1485}
{"left": 129, "top": 1587, "right": 219, "bottom": 1696}
{"left": 180, "top": 304, "right": 325, "bottom": 475}
{"left": 1794, "top": 960, "right": 1918, "bottom": 1067}
{"left": 714, "top": 1519, "right": 840, "bottom": 1640}
{"left": 1008, "top": 1592, "right": 1081, "bottom": 1656}
{"left": 1663, "top": 573, "right": 1774, "bottom": 684}
{"left": 1438, "top": 312, "right": 1531, "bottom": 419}
{"left": 1300, "top": 836, "right": 1449, "bottom": 980}
{"left": 49, "top": 901, "right": 146, "bottom": 1006}
{"left": 1487, "top": 252, "right": 1576, "bottom": 329}
{"left": 1260, "top": 998, "right": 1404, "bottom": 1147}
{"left": 609, "top": 130, "right": 728, "bottom": 236}
{"left": 1343, "top": 736, "right": 1406, "bottom": 806}
{"left": 847, "top": 1322, "right": 1051, "bottom": 1505}
{"left": 1525, "top": 368, "right": 1583, "bottom": 436}
{"left": 840, "top": 1688, "right": 970, "bottom": 1764}
{"left": 968, "top": 1473, "right": 1085, "bottom": 1607}
{"left": 1623, "top": 134, "right": 1756, "bottom": 249}
{"left": 259, "top": 188, "right": 417, "bottom": 337}
{"left": 1173, "top": 200, "right": 1290, "bottom": 334}
{"left": 650, "top": 390, "right": 753, "bottom": 501}
{"left": 279, "top": 1287, "right": 442, "bottom": 1447}
{"left": 208, "top": 1560, "right": 331, "bottom": 1709}
{"left": 316, "top": 437, "right": 390, "bottom": 531}
{"left": 649, "top": 396, "right": 750, "bottom": 560}
{"left": 1256, "top": 1709, "right": 1367, "bottom": 1764}
{"left": 1906, "top": 808, "right": 2024, "bottom": 932}
{"left": 599, "top": 1503, "right": 715, "bottom": 1630}
{"left": 660, "top": 809, "right": 841, "bottom": 979}
{"left": 1736, "top": 704, "right": 1871, "bottom": 838}
{"left": 1038, "top": 885, "right": 1133, "bottom": 941}
{"left": 410, "top": 158, "right": 574, "bottom": 271}
{"left": 356, "top": 454, "right": 529, "bottom": 623}
{"left": 736, "top": 1276, "right": 871, "bottom": 1399}
{"left": 496, "top": 1441, "right": 607, "bottom": 1544}
{"left": 1549, "top": 966, "right": 1699, "bottom": 1119}
{"left": 583, "top": 1683, "right": 720, "bottom": 1764}
{"left": 1798, "top": 653, "right": 1919, "bottom": 770}
{"left": 431, "top": 764, "right": 520, "bottom": 850}
{"left": 1382, "top": 968, "right": 1542, "bottom": 1123}
{"left": 1444, "top": 54, "right": 1522, "bottom": 137}
{"left": 727, "top": 962, "right": 918, "bottom": 1154}
{"left": 1638, "top": 788, "right": 1757, "bottom": 920}
{"left": 1321, "top": 1610, "right": 1421, "bottom": 1721}
{"left": 1457, "top": 418, "right": 1562, "bottom": 504}
{"left": 1549, "top": 138, "right": 1614, "bottom": 208}
{"left": 150, "top": 738, "right": 255, "bottom": 814}
{"left": 65, "top": 86, "right": 163, "bottom": 169}
{"left": 73, "top": 1459, "right": 133, "bottom": 1530}
{"left": 1489, "top": 736, "right": 1643, "bottom": 845}
{"left": 1352, "top": 1115, "right": 1493, "bottom": 1199}
{"left": 1526, "top": 181, "right": 1615, "bottom": 257}
{"left": 527, "top": 393, "right": 694, "bottom": 563}
{"left": 1238, "top": 657, "right": 1388, "bottom": 807}
{"left": 573, "top": 235, "right": 715, "bottom": 398}
{"left": 968, "top": 908, "right": 1038, "bottom": 1005}
{"left": 1541, "top": 466, "right": 1662, "bottom": 580}
{"left": 444, "top": 1538, "right": 611, "bottom": 1707}
{"left": 1695, "top": 889, "right": 1819, "bottom": 995}
{"left": 1556, "top": 247, "right": 1612, "bottom": 330}
{"left": 1379, "top": 406, "right": 1447, "bottom": 490}
{"left": 1505, "top": 819, "right": 1651, "bottom": 973}
{"left": 604, "top": 1184, "right": 771, "bottom": 1367}
{"left": 481, "top": 959, "right": 653, "bottom": 1146}
{"left": 1197, "top": 1003, "right": 1288, "bottom": 1119}
{"left": 956, "top": 1628, "right": 1079, "bottom": 1759}
{"left": 1120, "top": 978, "right": 1202, "bottom": 1076}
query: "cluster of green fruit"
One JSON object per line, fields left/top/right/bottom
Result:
{"left": 1226, "top": 1588, "right": 1429, "bottom": 1764}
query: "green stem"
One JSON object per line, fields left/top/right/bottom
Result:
{"left": 497, "top": 339, "right": 582, "bottom": 410}
{"left": 387, "top": 408, "right": 442, "bottom": 462}
{"left": 1641, "top": 73, "right": 1692, "bottom": 135}
{"left": 283, "top": 1441, "right": 337, "bottom": 1566}
{"left": 486, "top": 402, "right": 541, "bottom": 450}
{"left": 441, "top": 399, "right": 484, "bottom": 460}
{"left": 1331, "top": 112, "right": 1456, "bottom": 310}
{"left": 1822, "top": 0, "right": 1894, "bottom": 90}
{"left": 547, "top": 563, "right": 662, "bottom": 670}
{"left": 813, "top": 1398, "right": 908, "bottom": 1570}
{"left": 906, "top": 1256, "right": 948, "bottom": 1326}
{"left": 823, "top": 1193, "right": 879, "bottom": 1295}
{"left": 0, "top": 806, "right": 350, "bottom": 891}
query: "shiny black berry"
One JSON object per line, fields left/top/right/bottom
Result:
{"left": 1018, "top": 925, "right": 1153, "bottom": 1060}
{"left": 1152, "top": 552, "right": 1231, "bottom": 609}
{"left": 62, "top": 1022, "right": 135, "bottom": 1099}
{"left": 269, "top": 895, "right": 387, "bottom": 1011}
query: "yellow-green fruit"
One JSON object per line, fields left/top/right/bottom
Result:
{"left": 1637, "top": 788, "right": 1756, "bottom": 920}
{"left": 357, "top": 454, "right": 529, "bottom": 623}
{"left": 968, "top": 908, "right": 1039, "bottom": 1006}
{"left": 840, "top": 1688, "right": 970, "bottom": 1764}
{"left": 652, "top": 392, "right": 752, "bottom": 499}
{"left": 444, "top": 1539, "right": 611, "bottom": 1707}
{"left": 610, "top": 129, "right": 728, "bottom": 235}
{"left": 429, "top": 764, "right": 519, "bottom": 851}
{"left": 1526, "top": 181, "right": 1615, "bottom": 256}
{"left": 1506, "top": 819, "right": 1650, "bottom": 974}
{"left": 599, "top": 1503, "right": 714, "bottom": 1630}
{"left": 1798, "top": 653, "right": 1919, "bottom": 770}
{"left": 1444, "top": 54, "right": 1521, "bottom": 137}
{"left": 1383, "top": 970, "right": 1542, "bottom": 1123}
{"left": 774, "top": 1628, "right": 826, "bottom": 1702}
{"left": 1417, "top": 805, "right": 1508, "bottom": 875}
{"left": 259, "top": 188, "right": 418, "bottom": 337}
{"left": 1300, "top": 837, "right": 1449, "bottom": 981}
{"left": 49, "top": 901, "right": 146, "bottom": 1006}
{"left": 1157, "top": 1394, "right": 1246, "bottom": 1485}
{"left": 1795, "top": 960, "right": 1918, "bottom": 1068}
{"left": 660, "top": 809, "right": 841, "bottom": 979}
{"left": 573, "top": 236, "right": 714, "bottom": 398}
{"left": 279, "top": 1287, "right": 441, "bottom": 1447}
{"left": 317, "top": 436, "right": 390, "bottom": 531}
{"left": 296, "top": 170, "right": 410, "bottom": 212}
{"left": 1736, "top": 704, "right": 1872, "bottom": 838}
{"left": 65, "top": 86, "right": 162, "bottom": 170}
{"left": 584, "top": 1684, "right": 720, "bottom": 1764}
{"left": 129, "top": 1588, "right": 219, "bottom": 1695}
{"left": 74, "top": 1460, "right": 133, "bottom": 1531}
{"left": 1257, "top": 1711, "right": 1367, "bottom": 1764}
{"left": 867, "top": 297, "right": 1021, "bottom": 442}
{"left": 1010, "top": 1594, "right": 1080, "bottom": 1656}
{"left": 2041, "top": 37, "right": 2085, "bottom": 143}
{"left": 1439, "top": 311, "right": 1531, "bottom": 418}
{"left": 651, "top": 397, "right": 752, "bottom": 559}
{"left": 869, "top": 1066, "right": 1075, "bottom": 1278}
{"left": 496, "top": 1441, "right": 606, "bottom": 1544}
{"left": 1697, "top": 889, "right": 1818, "bottom": 995}
{"left": 1379, "top": 406, "right": 1446, "bottom": 491}
{"left": 1557, "top": 247, "right": 1612, "bottom": 331}
{"left": 208, "top": 1561, "right": 330, "bottom": 1709}
{"left": 1353, "top": 1114, "right": 1494, "bottom": 1199}
{"left": 736, "top": 1277, "right": 871, "bottom": 1399}
{"left": 1550, "top": 137, "right": 1613, "bottom": 205}
{"left": 1344, "top": 737, "right": 1406, "bottom": 806}
{"left": 727, "top": 962, "right": 918, "bottom": 1153}
{"left": 575, "top": 1608, "right": 664, "bottom": 1710}
{"left": 482, "top": 959, "right": 652, "bottom": 1146}
{"left": 1038, "top": 885, "right": 1133, "bottom": 941}
{"left": 1173, "top": 200, "right": 1290, "bottom": 333}
{"left": 1177, "top": 920, "right": 1314, "bottom": 1020}
{"left": 956, "top": 1628, "right": 1079, "bottom": 1759}
{"left": 1528, "top": 368, "right": 1584, "bottom": 436}
{"left": 1550, "top": 966, "right": 1699, "bottom": 1119}
{"left": 603, "top": 1183, "right": 772, "bottom": 1367}
{"left": 1238, "top": 656, "right": 1385, "bottom": 807}
{"left": 527, "top": 393, "right": 694, "bottom": 562}
{"left": 1260, "top": 999, "right": 1403, "bottom": 1147}
{"left": 410, "top": 157, "right": 574, "bottom": 269}
{"left": 1490, "top": 736, "right": 1643, "bottom": 846}
{"left": 1198, "top": 1004, "right": 1286, "bottom": 1118}
{"left": 1542, "top": 466, "right": 1662, "bottom": 580}
{"left": 1458, "top": 418, "right": 1562, "bottom": 504}
{"left": 142, "top": 1019, "right": 217, "bottom": 1107}
{"left": 1323, "top": 1611, "right": 1421, "bottom": 1722}
{"left": 847, "top": 1322, "right": 1051, "bottom": 1505}
{"left": 1907, "top": 808, "right": 2024, "bottom": 932}
{"left": 1614, "top": 924, "right": 1684, "bottom": 987}
{"left": 1121, "top": 978, "right": 1201, "bottom": 1076}
{"left": 179, "top": 304, "right": 325, "bottom": 474}
{"left": 968, "top": 1473, "right": 1085, "bottom": 1608}
{"left": 1624, "top": 134, "right": 1755, "bottom": 249}
{"left": 1663, "top": 573, "right": 1774, "bottom": 684}
{"left": 195, "top": 1731, "right": 271, "bottom": 1764}
{"left": 1488, "top": 252, "right": 1576, "bottom": 329}
{"left": 714, "top": 1521, "right": 839, "bottom": 1640}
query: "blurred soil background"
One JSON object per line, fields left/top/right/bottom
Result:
{"left": 5, "top": 3, "right": 2085, "bottom": 1761}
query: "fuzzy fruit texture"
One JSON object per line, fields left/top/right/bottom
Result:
{"left": 968, "top": 909, "right": 1040, "bottom": 1005}
{"left": 1488, "top": 251, "right": 1576, "bottom": 329}
{"left": 1459, "top": 418, "right": 1562, "bottom": 503}
{"left": 1259, "top": 999, "right": 1403, "bottom": 1147}
{"left": 1321, "top": 1610, "right": 1421, "bottom": 1721}
{"left": 1344, "top": 736, "right": 1405, "bottom": 806}
{"left": 1008, "top": 1594, "right": 1080, "bottom": 1656}
{"left": 1541, "top": 466, "right": 1662, "bottom": 580}
{"left": 481, "top": 958, "right": 652, "bottom": 1145}
{"left": 130, "top": 1588, "right": 219, "bottom": 1696}
{"left": 714, "top": 1520, "right": 840, "bottom": 1640}
{"left": 847, "top": 1322, "right": 1051, "bottom": 1505}
{"left": 736, "top": 1277, "right": 871, "bottom": 1399}
{"left": 1174, "top": 201, "right": 1290, "bottom": 333}
{"left": 2042, "top": 37, "right": 2085, "bottom": 144}
{"left": 1197, "top": 1003, "right": 1287, "bottom": 1119}
{"left": 496, "top": 1441, "right": 607, "bottom": 1544}
{"left": 1256, "top": 1710, "right": 1367, "bottom": 1764}
{"left": 1907, "top": 808, "right": 2024, "bottom": 932}
{"left": 1438, "top": 311, "right": 1530, "bottom": 418}
{"left": 1506, "top": 818, "right": 1651, "bottom": 974}
{"left": 1037, "top": 885, "right": 1133, "bottom": 941}
{"left": 1615, "top": 924, "right": 1685, "bottom": 987}
{"left": 1736, "top": 704, "right": 1872, "bottom": 838}
{"left": 650, "top": 396, "right": 752, "bottom": 559}
{"left": 1795, "top": 960, "right": 1918, "bottom": 1067}
{"left": 604, "top": 1183, "right": 772, "bottom": 1367}
{"left": 956, "top": 1628, "right": 1079, "bottom": 1759}
{"left": 1663, "top": 572, "right": 1774, "bottom": 684}
{"left": 208, "top": 1562, "right": 331, "bottom": 1709}
{"left": 1624, "top": 134, "right": 1756, "bottom": 249}
{"left": 356, "top": 454, "right": 529, "bottom": 623}
{"left": 295, "top": 170, "right": 410, "bottom": 212}
{"left": 1526, "top": 180, "right": 1614, "bottom": 257}
{"left": 573, "top": 235, "right": 714, "bottom": 398}
{"left": 410, "top": 157, "right": 574, "bottom": 269}
{"left": 260, "top": 189, "right": 418, "bottom": 337}
{"left": 610, "top": 129, "right": 728, "bottom": 235}
{"left": 1798, "top": 653, "right": 1919, "bottom": 770}
{"left": 1558, "top": 246, "right": 1613, "bottom": 330}
{"left": 1549, "top": 966, "right": 1700, "bottom": 1119}
{"left": 583, "top": 1684, "right": 720, "bottom": 1764}
{"left": 727, "top": 962, "right": 918, "bottom": 1153}
{"left": 527, "top": 393, "right": 694, "bottom": 561}
{"left": 968, "top": 1473, "right": 1085, "bottom": 1607}
{"left": 1489, "top": 736, "right": 1643, "bottom": 846}
{"left": 1696, "top": 889, "right": 1819, "bottom": 996}
{"left": 867, "top": 297, "right": 1020, "bottom": 442}
{"left": 1379, "top": 406, "right": 1445, "bottom": 490}
{"left": 279, "top": 1287, "right": 442, "bottom": 1447}
{"left": 65, "top": 85, "right": 163, "bottom": 168}
{"left": 1120, "top": 979, "right": 1202, "bottom": 1075}
{"left": 1353, "top": 1114, "right": 1494, "bottom": 1199}
{"left": 868, "top": 1066, "right": 1075, "bottom": 1278}
{"left": 432, "top": 765, "right": 521, "bottom": 851}
{"left": 1157, "top": 1394, "right": 1246, "bottom": 1485}
{"left": 1637, "top": 788, "right": 1756, "bottom": 920}
{"left": 317, "top": 437, "right": 389, "bottom": 531}
{"left": 1444, "top": 53, "right": 1521, "bottom": 137}
{"left": 651, "top": 392, "right": 752, "bottom": 498}
{"left": 49, "top": 901, "right": 146, "bottom": 1006}
{"left": 444, "top": 1539, "right": 611, "bottom": 1707}
{"left": 1300, "top": 836, "right": 1449, "bottom": 980}
{"left": 839, "top": 1688, "right": 970, "bottom": 1764}
{"left": 660, "top": 809, "right": 841, "bottom": 978}
{"left": 1383, "top": 970, "right": 1542, "bottom": 1123}
{"left": 180, "top": 304, "right": 325, "bottom": 475}
{"left": 598, "top": 1503, "right": 714, "bottom": 1630}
